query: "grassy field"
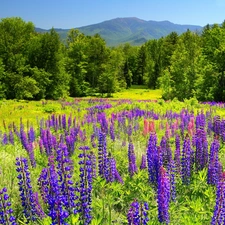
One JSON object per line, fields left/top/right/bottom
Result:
{"left": 113, "top": 86, "right": 162, "bottom": 100}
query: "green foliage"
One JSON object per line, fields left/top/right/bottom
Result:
{"left": 2, "top": 16, "right": 225, "bottom": 101}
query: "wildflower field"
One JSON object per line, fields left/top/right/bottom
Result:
{"left": 1, "top": 97, "right": 225, "bottom": 225}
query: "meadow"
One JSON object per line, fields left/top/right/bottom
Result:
{"left": 1, "top": 91, "right": 225, "bottom": 225}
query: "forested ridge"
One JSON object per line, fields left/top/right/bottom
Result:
{"left": 0, "top": 17, "right": 225, "bottom": 101}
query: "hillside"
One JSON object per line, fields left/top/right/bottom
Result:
{"left": 35, "top": 17, "right": 202, "bottom": 46}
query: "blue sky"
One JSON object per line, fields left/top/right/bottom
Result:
{"left": 1, "top": 0, "right": 225, "bottom": 29}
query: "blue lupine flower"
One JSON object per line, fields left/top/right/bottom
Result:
{"left": 47, "top": 155, "right": 69, "bottom": 225}
{"left": 127, "top": 200, "right": 149, "bottom": 225}
{"left": 15, "top": 157, "right": 37, "bottom": 223}
{"left": 98, "top": 131, "right": 109, "bottom": 179}
{"left": 167, "top": 160, "right": 176, "bottom": 202}
{"left": 28, "top": 126, "right": 35, "bottom": 143}
{"left": 2, "top": 133, "right": 8, "bottom": 145}
{"left": 9, "top": 131, "right": 14, "bottom": 145}
{"left": 127, "top": 200, "right": 140, "bottom": 225}
{"left": 208, "top": 139, "right": 220, "bottom": 185}
{"left": 140, "top": 154, "right": 147, "bottom": 170}
{"left": 0, "top": 187, "right": 17, "bottom": 225}
{"left": 194, "top": 129, "right": 208, "bottom": 171}
{"left": 174, "top": 134, "right": 181, "bottom": 175}
{"left": 78, "top": 146, "right": 93, "bottom": 225}
{"left": 56, "top": 143, "right": 77, "bottom": 214}
{"left": 140, "top": 202, "right": 149, "bottom": 225}
{"left": 110, "top": 123, "right": 115, "bottom": 141}
{"left": 181, "top": 135, "right": 192, "bottom": 185}
{"left": 147, "top": 133, "right": 162, "bottom": 186}
{"left": 128, "top": 142, "right": 138, "bottom": 177}
{"left": 211, "top": 172, "right": 225, "bottom": 225}
{"left": 157, "top": 166, "right": 170, "bottom": 224}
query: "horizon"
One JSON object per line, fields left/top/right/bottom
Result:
{"left": 1, "top": 0, "right": 225, "bottom": 29}
{"left": 35, "top": 17, "right": 204, "bottom": 30}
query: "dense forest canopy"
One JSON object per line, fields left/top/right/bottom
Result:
{"left": 0, "top": 17, "right": 225, "bottom": 101}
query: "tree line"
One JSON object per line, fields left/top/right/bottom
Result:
{"left": 0, "top": 17, "right": 225, "bottom": 101}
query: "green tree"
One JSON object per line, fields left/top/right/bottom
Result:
{"left": 65, "top": 29, "right": 89, "bottom": 97}
{"left": 202, "top": 24, "right": 225, "bottom": 101}
{"left": 0, "top": 59, "right": 6, "bottom": 98}
{"left": 145, "top": 39, "right": 164, "bottom": 89}
{"left": 85, "top": 34, "right": 110, "bottom": 89}
{"left": 134, "top": 45, "right": 147, "bottom": 85}
{"left": 160, "top": 30, "right": 201, "bottom": 100}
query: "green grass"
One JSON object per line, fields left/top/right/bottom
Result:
{"left": 113, "top": 87, "right": 162, "bottom": 100}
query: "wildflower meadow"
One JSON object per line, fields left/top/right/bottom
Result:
{"left": 1, "top": 98, "right": 225, "bottom": 224}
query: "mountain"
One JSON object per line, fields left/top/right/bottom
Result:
{"left": 35, "top": 17, "right": 202, "bottom": 46}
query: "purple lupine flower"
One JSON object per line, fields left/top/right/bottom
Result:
{"left": 62, "top": 114, "right": 67, "bottom": 130}
{"left": 65, "top": 135, "right": 76, "bottom": 156}
{"left": 28, "top": 126, "right": 35, "bottom": 143}
{"left": 40, "top": 128, "right": 55, "bottom": 156}
{"left": 140, "top": 202, "right": 149, "bottom": 225}
{"left": 196, "top": 113, "right": 206, "bottom": 130}
{"left": 174, "top": 134, "right": 181, "bottom": 175}
{"left": 9, "top": 131, "right": 14, "bottom": 145}
{"left": 47, "top": 155, "right": 69, "bottom": 225}
{"left": 0, "top": 187, "right": 17, "bottom": 225}
{"left": 127, "top": 124, "right": 132, "bottom": 137}
{"left": 127, "top": 200, "right": 149, "bottom": 225}
{"left": 157, "top": 166, "right": 170, "bottom": 224}
{"left": 213, "top": 116, "right": 221, "bottom": 136}
{"left": 128, "top": 142, "right": 138, "bottom": 177}
{"left": 115, "top": 168, "right": 124, "bottom": 184}
{"left": 107, "top": 155, "right": 116, "bottom": 182}
{"left": 68, "top": 114, "right": 72, "bottom": 130}
{"left": 97, "top": 112, "right": 108, "bottom": 134}
{"left": 160, "top": 136, "right": 172, "bottom": 167}
{"left": 90, "top": 134, "right": 96, "bottom": 148}
{"left": 78, "top": 146, "right": 93, "bottom": 225}
{"left": 15, "top": 157, "right": 37, "bottom": 223}
{"left": 56, "top": 143, "right": 77, "bottom": 214}
{"left": 180, "top": 122, "right": 185, "bottom": 139}
{"left": 208, "top": 139, "right": 220, "bottom": 185}
{"left": 181, "top": 135, "right": 192, "bottom": 185}
{"left": 167, "top": 160, "right": 176, "bottom": 202}
{"left": 33, "top": 192, "right": 46, "bottom": 219}
{"left": 2, "top": 133, "right": 8, "bottom": 145}
{"left": 147, "top": 133, "right": 162, "bottom": 186}
{"left": 27, "top": 142, "right": 36, "bottom": 168}
{"left": 211, "top": 172, "right": 225, "bottom": 225}
{"left": 140, "top": 154, "right": 147, "bottom": 170}
{"left": 127, "top": 200, "right": 140, "bottom": 225}
{"left": 110, "top": 123, "right": 115, "bottom": 141}
{"left": 39, "top": 139, "right": 44, "bottom": 154}
{"left": 98, "top": 131, "right": 109, "bottom": 179}
{"left": 20, "top": 125, "right": 28, "bottom": 150}
{"left": 37, "top": 168, "right": 49, "bottom": 204}
{"left": 194, "top": 129, "right": 208, "bottom": 171}
{"left": 90, "top": 151, "right": 97, "bottom": 178}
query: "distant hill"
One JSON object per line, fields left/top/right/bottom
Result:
{"left": 35, "top": 17, "right": 202, "bottom": 46}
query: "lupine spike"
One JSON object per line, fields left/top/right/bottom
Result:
{"left": 15, "top": 157, "right": 37, "bottom": 223}
{"left": 181, "top": 135, "right": 192, "bottom": 185}
{"left": 157, "top": 166, "right": 170, "bottom": 224}
{"left": 211, "top": 172, "right": 225, "bottom": 225}
{"left": 128, "top": 142, "right": 138, "bottom": 177}
{"left": 78, "top": 146, "right": 93, "bottom": 225}
{"left": 127, "top": 200, "right": 149, "bottom": 225}
{"left": 0, "top": 187, "right": 17, "bottom": 225}
{"left": 140, "top": 154, "right": 147, "bottom": 170}
{"left": 208, "top": 139, "right": 220, "bottom": 185}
